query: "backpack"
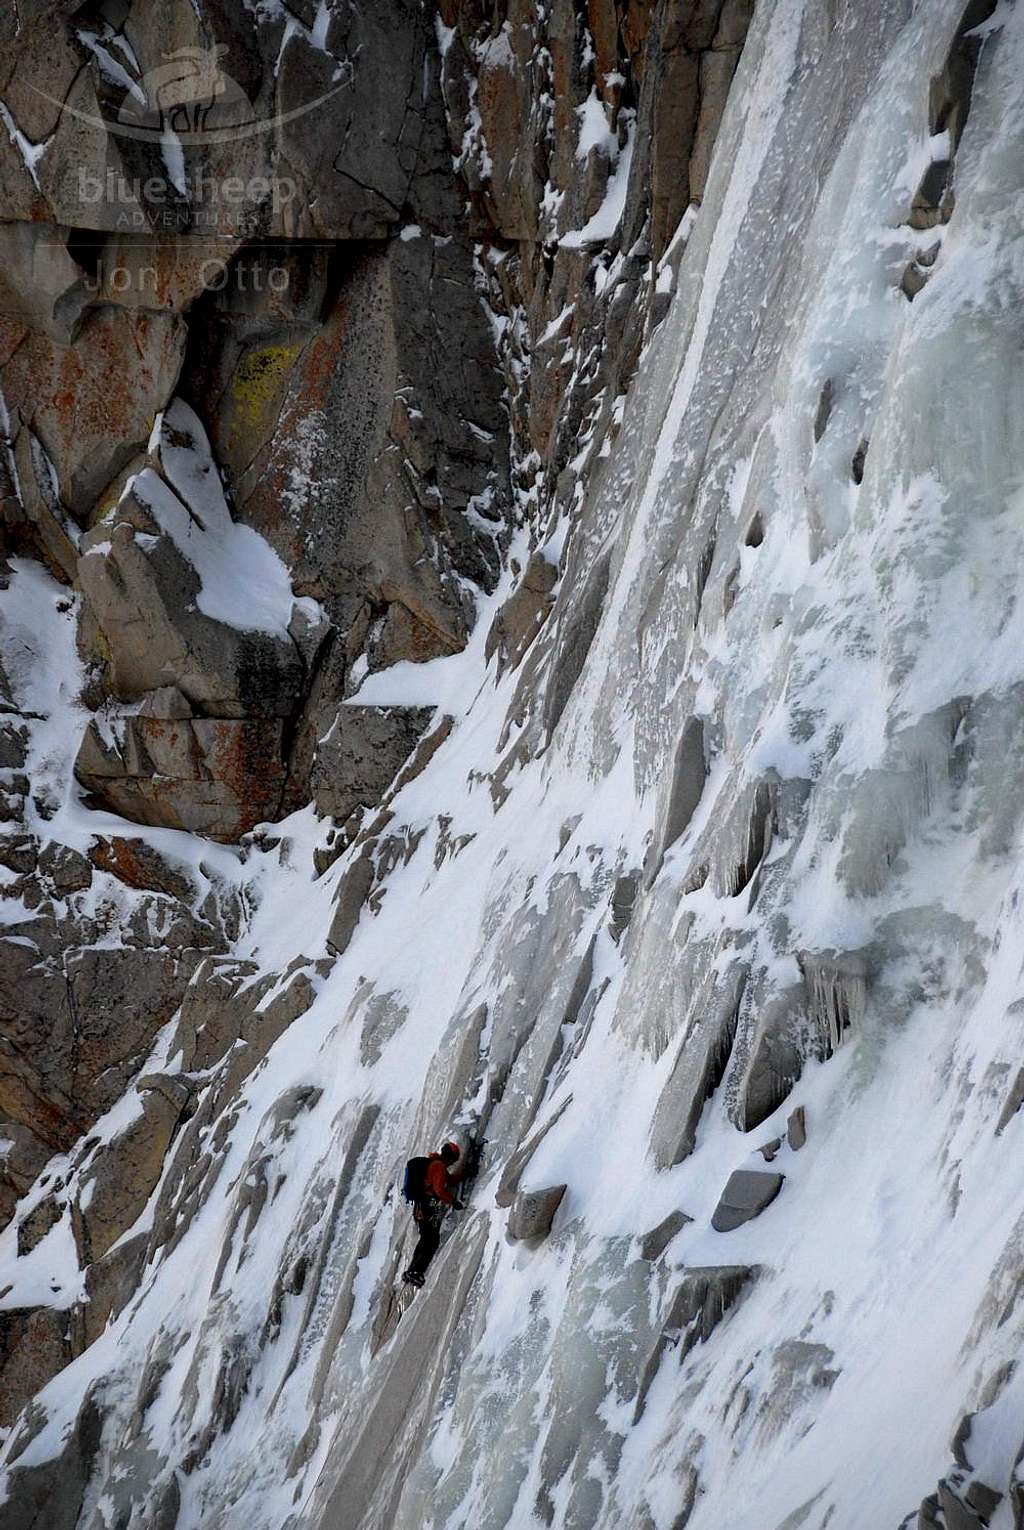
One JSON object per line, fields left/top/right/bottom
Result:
{"left": 402, "top": 1156, "right": 430, "bottom": 1203}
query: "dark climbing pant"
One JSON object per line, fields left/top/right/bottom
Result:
{"left": 408, "top": 1202, "right": 443, "bottom": 1280}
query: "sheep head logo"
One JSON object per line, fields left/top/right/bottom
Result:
{"left": 30, "top": 32, "right": 354, "bottom": 149}
{"left": 117, "top": 44, "right": 251, "bottom": 137}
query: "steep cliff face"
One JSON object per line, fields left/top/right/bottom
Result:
{"left": 0, "top": 0, "right": 725, "bottom": 1218}
{"left": 2, "top": 1, "right": 1024, "bottom": 1528}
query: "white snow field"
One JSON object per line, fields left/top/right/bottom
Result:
{"left": 3, "top": 1, "right": 1024, "bottom": 1527}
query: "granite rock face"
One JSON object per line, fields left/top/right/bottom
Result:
{"left": 0, "top": 2, "right": 517, "bottom": 850}
{"left": 0, "top": 0, "right": 744, "bottom": 854}
{"left": 15, "top": 2, "right": 1024, "bottom": 1529}
{"left": 0, "top": 1307, "right": 72, "bottom": 1429}
{"left": 485, "top": 551, "right": 559, "bottom": 676}
{"left": 0, "top": 927, "right": 205, "bottom": 1162}
{"left": 75, "top": 712, "right": 290, "bottom": 840}
{"left": 638, "top": 1209, "right": 692, "bottom": 1262}
{"left": 1, "top": 0, "right": 738, "bottom": 1300}
{"left": 311, "top": 706, "right": 435, "bottom": 826}
{"left": 0, "top": 0, "right": 769, "bottom": 1497}
{"left": 71, "top": 1085, "right": 182, "bottom": 1265}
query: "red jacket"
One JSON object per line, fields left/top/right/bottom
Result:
{"left": 423, "top": 1154, "right": 455, "bottom": 1205}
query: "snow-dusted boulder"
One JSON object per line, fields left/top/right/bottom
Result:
{"left": 74, "top": 401, "right": 308, "bottom": 837}
{"left": 638, "top": 1209, "right": 692, "bottom": 1262}
{"left": 78, "top": 400, "right": 304, "bottom": 714}
{"left": 508, "top": 1184, "right": 567, "bottom": 1242}
{"left": 711, "top": 1170, "right": 785, "bottom": 1233}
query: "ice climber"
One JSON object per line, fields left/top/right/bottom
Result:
{"left": 402, "top": 1140, "right": 464, "bottom": 1287}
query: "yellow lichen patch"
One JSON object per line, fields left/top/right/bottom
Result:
{"left": 222, "top": 341, "right": 304, "bottom": 465}
{"left": 84, "top": 621, "right": 112, "bottom": 667}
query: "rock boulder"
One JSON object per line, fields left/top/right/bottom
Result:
{"left": 508, "top": 1184, "right": 567, "bottom": 1241}
{"left": 638, "top": 1210, "right": 692, "bottom": 1263}
{"left": 75, "top": 714, "right": 287, "bottom": 841}
{"left": 711, "top": 1170, "right": 785, "bottom": 1233}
